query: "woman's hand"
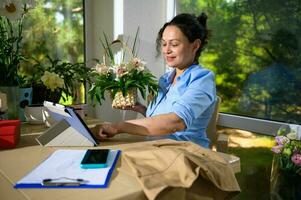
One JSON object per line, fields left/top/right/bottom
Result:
{"left": 116, "top": 102, "right": 147, "bottom": 116}
{"left": 90, "top": 123, "right": 119, "bottom": 141}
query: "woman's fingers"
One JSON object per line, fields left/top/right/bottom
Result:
{"left": 90, "top": 125, "right": 108, "bottom": 140}
{"left": 91, "top": 123, "right": 118, "bottom": 141}
{"left": 97, "top": 128, "right": 108, "bottom": 141}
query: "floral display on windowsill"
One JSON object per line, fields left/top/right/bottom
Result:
{"left": 88, "top": 30, "right": 158, "bottom": 109}
{"left": 270, "top": 125, "right": 301, "bottom": 200}
{"left": 25, "top": 55, "right": 92, "bottom": 105}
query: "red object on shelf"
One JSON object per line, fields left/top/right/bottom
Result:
{"left": 0, "top": 120, "right": 21, "bottom": 149}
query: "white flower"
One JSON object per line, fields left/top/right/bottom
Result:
{"left": 275, "top": 135, "right": 290, "bottom": 145}
{"left": 287, "top": 131, "right": 297, "bottom": 140}
{"left": 0, "top": 0, "right": 24, "bottom": 21}
{"left": 41, "top": 71, "right": 64, "bottom": 91}
{"left": 127, "top": 57, "right": 146, "bottom": 71}
{"left": 110, "top": 65, "right": 128, "bottom": 81}
{"left": 0, "top": 1, "right": 10, "bottom": 7}
{"left": 94, "top": 63, "right": 109, "bottom": 75}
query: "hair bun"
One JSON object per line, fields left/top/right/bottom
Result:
{"left": 197, "top": 12, "right": 208, "bottom": 28}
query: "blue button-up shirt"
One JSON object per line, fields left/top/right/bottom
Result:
{"left": 146, "top": 64, "right": 216, "bottom": 148}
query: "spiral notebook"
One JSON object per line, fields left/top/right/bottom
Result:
{"left": 14, "top": 149, "right": 121, "bottom": 188}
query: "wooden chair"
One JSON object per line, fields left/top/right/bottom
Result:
{"left": 206, "top": 96, "right": 229, "bottom": 152}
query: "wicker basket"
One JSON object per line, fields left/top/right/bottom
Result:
{"left": 111, "top": 89, "right": 137, "bottom": 109}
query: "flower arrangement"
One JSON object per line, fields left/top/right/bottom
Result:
{"left": 28, "top": 55, "right": 92, "bottom": 104}
{"left": 271, "top": 126, "right": 301, "bottom": 176}
{"left": 0, "top": 0, "right": 35, "bottom": 86}
{"left": 88, "top": 30, "right": 158, "bottom": 108}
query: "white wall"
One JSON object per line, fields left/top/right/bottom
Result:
{"left": 123, "top": 0, "right": 166, "bottom": 79}
{"left": 85, "top": 0, "right": 167, "bottom": 122}
{"left": 85, "top": 0, "right": 114, "bottom": 66}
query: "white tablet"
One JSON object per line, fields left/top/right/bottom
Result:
{"left": 42, "top": 101, "right": 99, "bottom": 146}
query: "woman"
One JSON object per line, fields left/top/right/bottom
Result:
{"left": 93, "top": 12, "right": 216, "bottom": 148}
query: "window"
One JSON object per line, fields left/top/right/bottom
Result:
{"left": 22, "top": 0, "right": 84, "bottom": 103}
{"left": 176, "top": 0, "right": 301, "bottom": 125}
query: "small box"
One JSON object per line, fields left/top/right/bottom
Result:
{"left": 0, "top": 120, "right": 21, "bottom": 149}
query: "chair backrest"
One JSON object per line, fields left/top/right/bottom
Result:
{"left": 206, "top": 96, "right": 221, "bottom": 149}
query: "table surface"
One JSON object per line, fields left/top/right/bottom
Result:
{"left": 0, "top": 119, "right": 240, "bottom": 200}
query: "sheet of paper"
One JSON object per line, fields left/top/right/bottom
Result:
{"left": 16, "top": 149, "right": 119, "bottom": 186}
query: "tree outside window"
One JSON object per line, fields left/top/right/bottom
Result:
{"left": 177, "top": 0, "right": 301, "bottom": 124}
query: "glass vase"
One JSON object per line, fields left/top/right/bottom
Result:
{"left": 270, "top": 155, "right": 301, "bottom": 200}
{"left": 0, "top": 86, "right": 20, "bottom": 119}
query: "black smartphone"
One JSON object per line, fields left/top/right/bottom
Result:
{"left": 80, "top": 149, "right": 109, "bottom": 169}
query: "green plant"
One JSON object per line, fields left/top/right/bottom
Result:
{"left": 30, "top": 55, "right": 92, "bottom": 103}
{"left": 88, "top": 30, "right": 158, "bottom": 106}
{"left": 0, "top": 0, "right": 35, "bottom": 86}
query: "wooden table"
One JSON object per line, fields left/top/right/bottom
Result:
{"left": 0, "top": 120, "right": 240, "bottom": 200}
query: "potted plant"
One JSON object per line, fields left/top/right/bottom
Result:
{"left": 88, "top": 31, "right": 158, "bottom": 108}
{"left": 0, "top": 0, "right": 35, "bottom": 119}
{"left": 29, "top": 55, "right": 92, "bottom": 105}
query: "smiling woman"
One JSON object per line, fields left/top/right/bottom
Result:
{"left": 92, "top": 13, "right": 217, "bottom": 149}
{"left": 161, "top": 25, "right": 200, "bottom": 72}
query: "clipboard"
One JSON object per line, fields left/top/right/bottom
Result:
{"left": 14, "top": 149, "right": 121, "bottom": 188}
{"left": 36, "top": 101, "right": 99, "bottom": 147}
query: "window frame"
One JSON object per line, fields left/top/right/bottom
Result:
{"left": 171, "top": 0, "right": 296, "bottom": 135}
{"left": 83, "top": 0, "right": 298, "bottom": 133}
{"left": 218, "top": 113, "right": 289, "bottom": 136}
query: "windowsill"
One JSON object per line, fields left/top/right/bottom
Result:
{"left": 217, "top": 113, "right": 290, "bottom": 136}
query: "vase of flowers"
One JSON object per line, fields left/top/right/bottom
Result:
{"left": 270, "top": 125, "right": 301, "bottom": 200}
{"left": 0, "top": 0, "right": 35, "bottom": 119}
{"left": 88, "top": 30, "right": 158, "bottom": 108}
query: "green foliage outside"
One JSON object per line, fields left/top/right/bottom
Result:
{"left": 178, "top": 0, "right": 301, "bottom": 124}
{"left": 19, "top": 0, "right": 84, "bottom": 104}
{"left": 21, "top": 0, "right": 84, "bottom": 63}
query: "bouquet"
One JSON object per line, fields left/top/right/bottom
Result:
{"left": 88, "top": 30, "right": 158, "bottom": 108}
{"left": 271, "top": 125, "right": 301, "bottom": 176}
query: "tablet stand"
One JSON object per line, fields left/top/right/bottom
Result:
{"left": 36, "top": 119, "right": 95, "bottom": 147}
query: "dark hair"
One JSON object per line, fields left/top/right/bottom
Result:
{"left": 156, "top": 12, "right": 210, "bottom": 64}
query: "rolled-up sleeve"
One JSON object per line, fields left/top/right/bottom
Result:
{"left": 172, "top": 70, "right": 216, "bottom": 128}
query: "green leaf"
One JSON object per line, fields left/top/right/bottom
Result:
{"left": 132, "top": 27, "right": 140, "bottom": 57}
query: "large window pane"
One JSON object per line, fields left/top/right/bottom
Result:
{"left": 177, "top": 0, "right": 301, "bottom": 124}
{"left": 22, "top": 0, "right": 84, "bottom": 103}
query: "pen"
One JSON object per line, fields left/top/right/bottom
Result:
{"left": 42, "top": 178, "right": 89, "bottom": 186}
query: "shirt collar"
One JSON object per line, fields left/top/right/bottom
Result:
{"left": 164, "top": 64, "right": 199, "bottom": 84}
